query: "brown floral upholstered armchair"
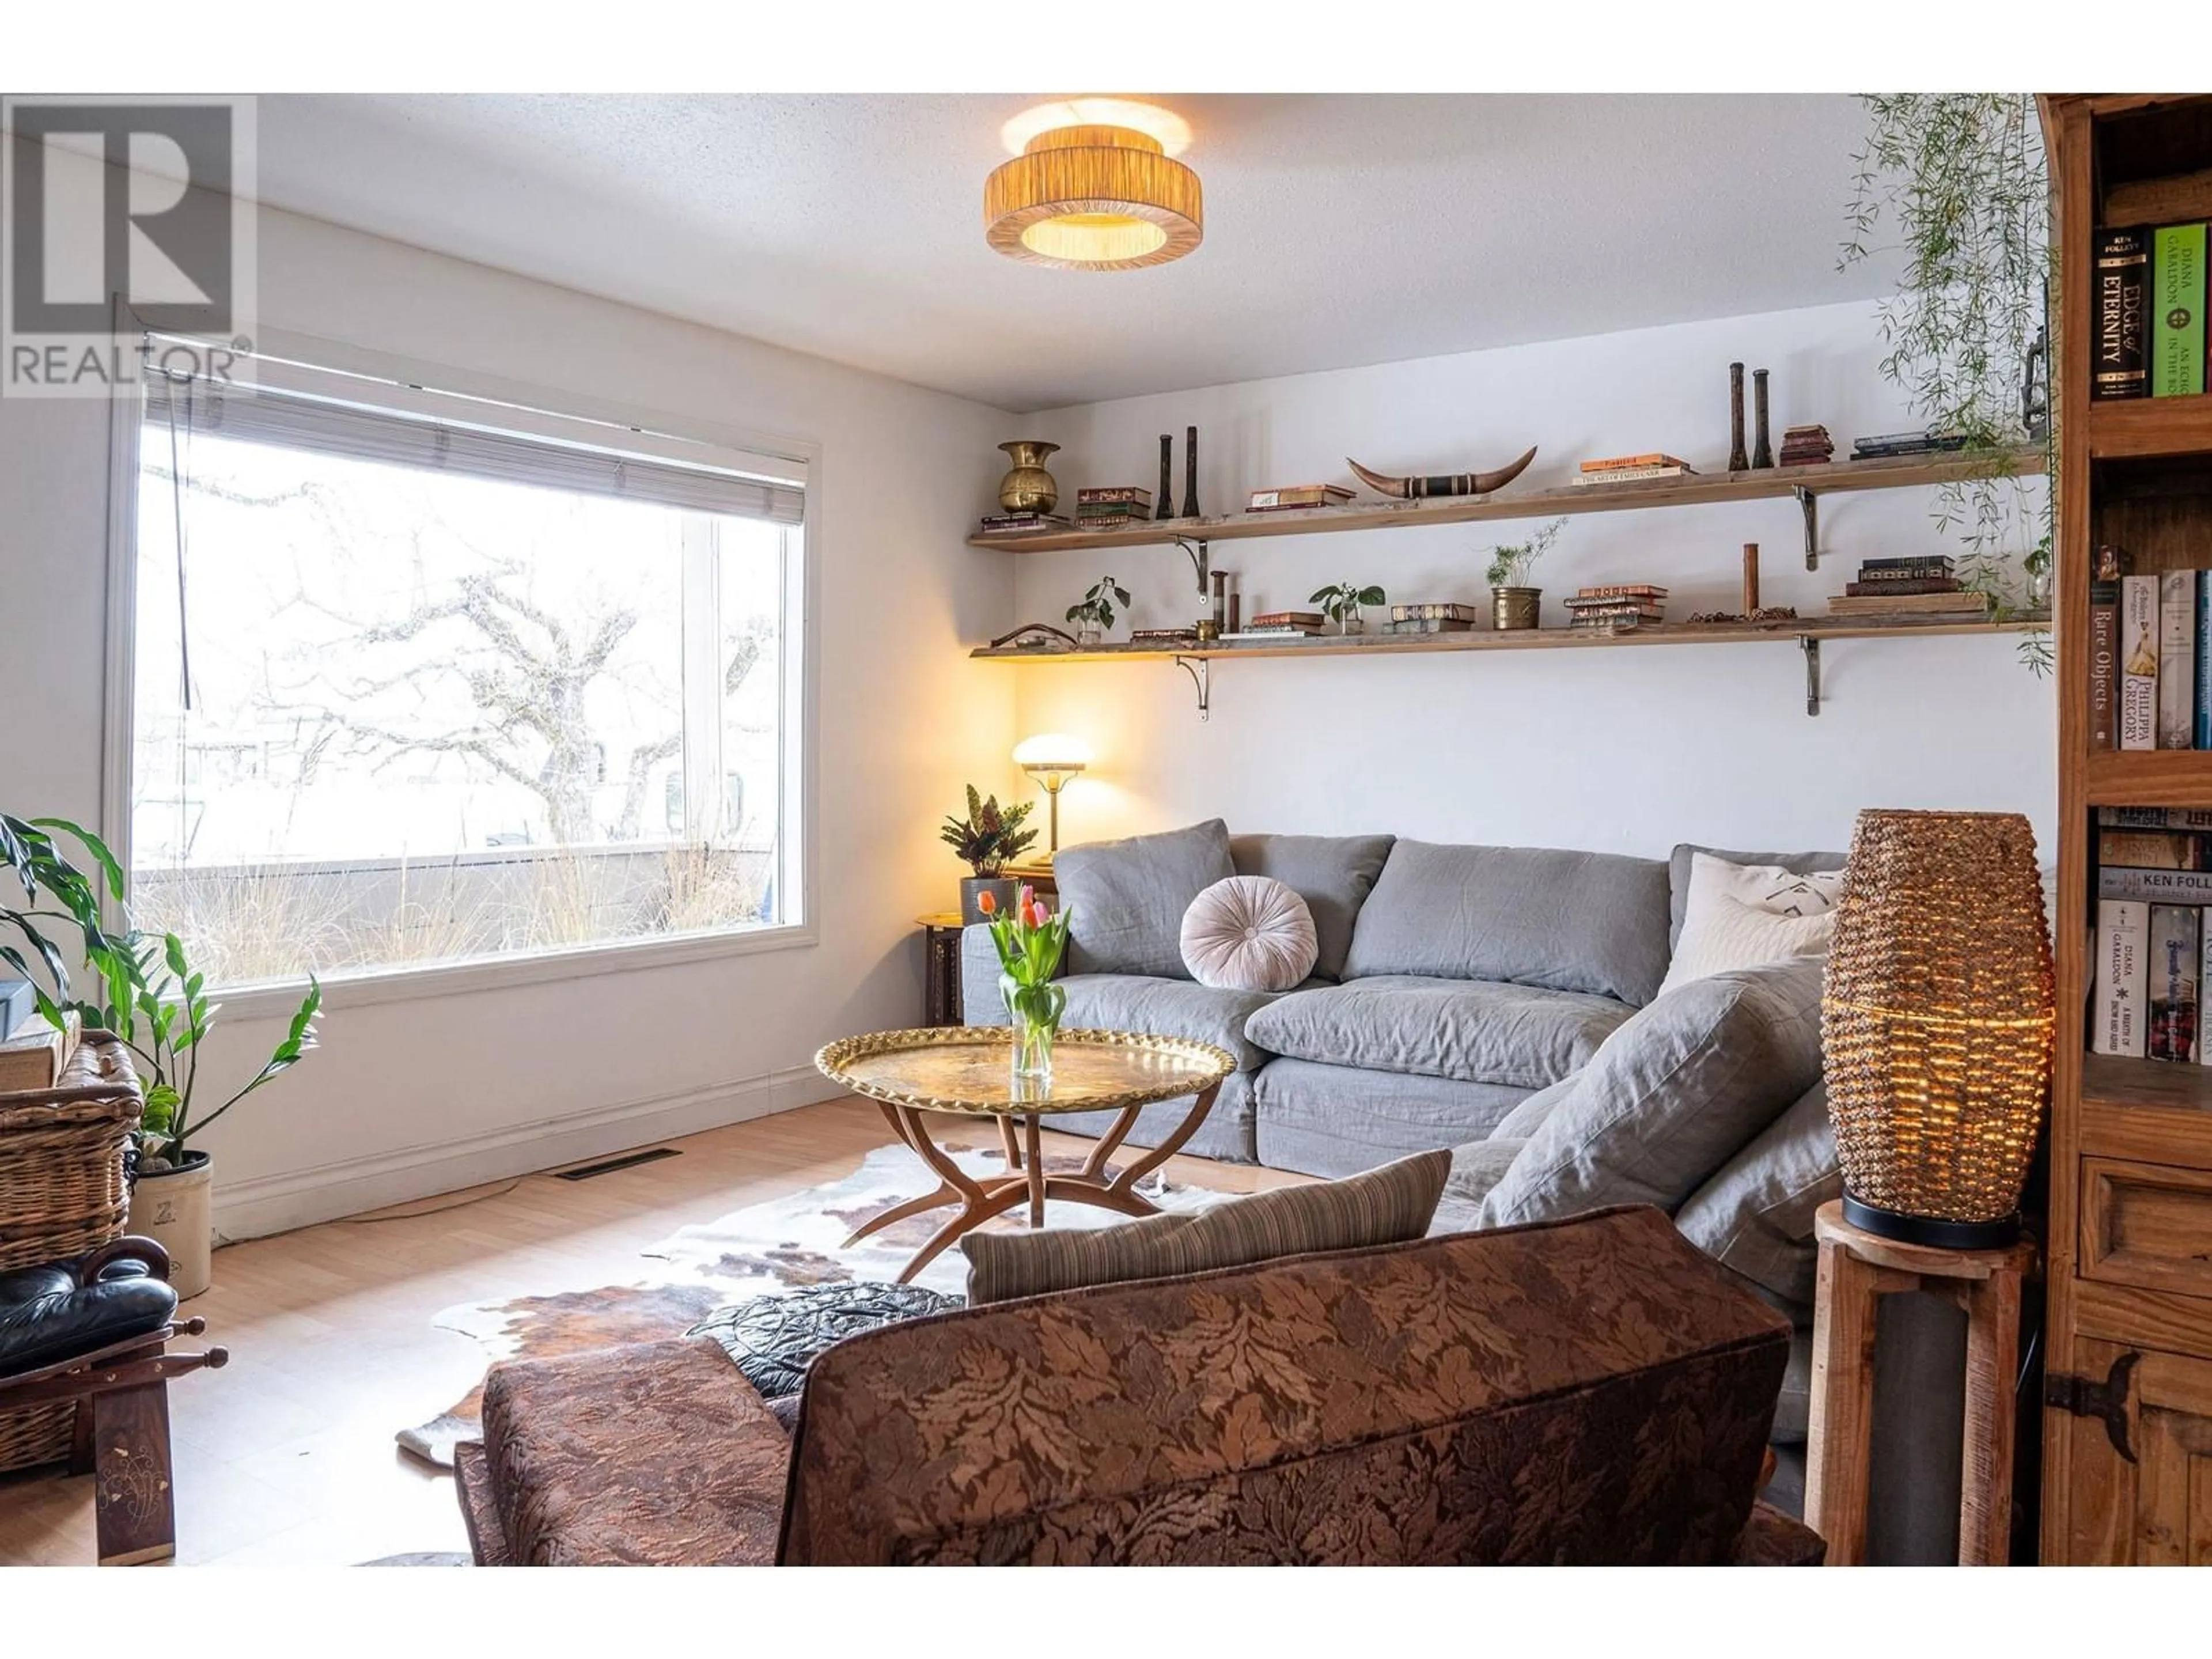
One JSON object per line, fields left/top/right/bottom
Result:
{"left": 456, "top": 1204, "right": 1823, "bottom": 1566}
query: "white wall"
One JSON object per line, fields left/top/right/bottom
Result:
{"left": 1011, "top": 299, "right": 2056, "bottom": 862}
{"left": 0, "top": 193, "right": 1018, "bottom": 1234}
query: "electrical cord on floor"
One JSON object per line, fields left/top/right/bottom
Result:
{"left": 337, "top": 1178, "right": 526, "bottom": 1222}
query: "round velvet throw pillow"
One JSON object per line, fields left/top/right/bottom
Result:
{"left": 1180, "top": 875, "right": 1319, "bottom": 992}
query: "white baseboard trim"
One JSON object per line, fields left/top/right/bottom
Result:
{"left": 209, "top": 1065, "right": 837, "bottom": 1241}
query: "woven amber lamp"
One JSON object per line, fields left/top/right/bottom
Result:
{"left": 985, "top": 106, "right": 1202, "bottom": 271}
{"left": 1820, "top": 809, "right": 2054, "bottom": 1249}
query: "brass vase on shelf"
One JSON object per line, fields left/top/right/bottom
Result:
{"left": 1491, "top": 587, "right": 1541, "bottom": 631}
{"left": 997, "top": 441, "right": 1061, "bottom": 513}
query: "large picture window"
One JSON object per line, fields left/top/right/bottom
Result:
{"left": 124, "top": 354, "right": 808, "bottom": 989}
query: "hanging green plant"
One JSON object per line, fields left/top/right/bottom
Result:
{"left": 1840, "top": 93, "right": 2053, "bottom": 674}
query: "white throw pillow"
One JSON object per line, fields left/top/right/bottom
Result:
{"left": 1180, "top": 876, "right": 1319, "bottom": 993}
{"left": 1658, "top": 851, "right": 1842, "bottom": 996}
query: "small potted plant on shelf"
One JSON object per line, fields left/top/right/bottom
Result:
{"left": 1065, "top": 574, "right": 1132, "bottom": 647}
{"left": 940, "top": 786, "right": 1040, "bottom": 924}
{"left": 1482, "top": 518, "right": 1565, "bottom": 631}
{"left": 1310, "top": 581, "right": 1387, "bottom": 637}
{"left": 978, "top": 884, "right": 1070, "bottom": 1090}
{"left": 2, "top": 813, "right": 321, "bottom": 1299}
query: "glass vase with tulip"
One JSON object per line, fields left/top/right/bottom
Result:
{"left": 979, "top": 885, "right": 1070, "bottom": 1091}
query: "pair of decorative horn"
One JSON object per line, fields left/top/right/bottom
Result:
{"left": 1345, "top": 444, "right": 1537, "bottom": 501}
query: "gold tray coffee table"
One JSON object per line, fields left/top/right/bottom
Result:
{"left": 813, "top": 1027, "right": 1236, "bottom": 1283}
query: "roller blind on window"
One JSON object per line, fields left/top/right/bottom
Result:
{"left": 143, "top": 372, "right": 806, "bottom": 527}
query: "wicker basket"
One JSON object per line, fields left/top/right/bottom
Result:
{"left": 1820, "top": 810, "right": 2054, "bottom": 1238}
{"left": 0, "top": 1034, "right": 143, "bottom": 1471}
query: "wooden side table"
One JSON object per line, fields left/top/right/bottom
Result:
{"left": 1803, "top": 1199, "right": 2037, "bottom": 1565}
{"left": 918, "top": 913, "right": 966, "bottom": 1028}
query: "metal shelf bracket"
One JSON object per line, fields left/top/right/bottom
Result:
{"left": 1173, "top": 654, "right": 1212, "bottom": 722}
{"left": 1801, "top": 635, "right": 1821, "bottom": 717}
{"left": 1173, "top": 536, "right": 1210, "bottom": 596}
{"left": 1796, "top": 486, "right": 1824, "bottom": 571}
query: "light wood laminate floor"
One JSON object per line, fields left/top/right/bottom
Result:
{"left": 0, "top": 1095, "right": 1300, "bottom": 1566}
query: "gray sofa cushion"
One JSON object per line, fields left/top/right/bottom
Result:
{"left": 1230, "top": 833, "right": 1396, "bottom": 982}
{"left": 1252, "top": 1058, "right": 1529, "bottom": 1179}
{"left": 1491, "top": 1074, "right": 1577, "bottom": 1141}
{"left": 1478, "top": 956, "right": 1827, "bottom": 1229}
{"left": 1433, "top": 1137, "right": 1527, "bottom": 1232}
{"left": 1668, "top": 843, "right": 1847, "bottom": 949}
{"left": 1245, "top": 975, "right": 1629, "bottom": 1089}
{"left": 1344, "top": 840, "right": 1672, "bottom": 1006}
{"left": 1054, "top": 820, "right": 1234, "bottom": 978}
{"left": 1050, "top": 972, "right": 1294, "bottom": 1073}
{"left": 1674, "top": 1081, "right": 1842, "bottom": 1312}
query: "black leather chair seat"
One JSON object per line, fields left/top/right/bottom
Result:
{"left": 0, "top": 1255, "right": 178, "bottom": 1377}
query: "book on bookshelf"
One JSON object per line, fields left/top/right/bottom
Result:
{"left": 1858, "top": 555, "right": 1956, "bottom": 577}
{"left": 1076, "top": 487, "right": 1152, "bottom": 506}
{"left": 2198, "top": 573, "right": 2212, "bottom": 751}
{"left": 1248, "top": 484, "right": 1353, "bottom": 510}
{"left": 1249, "top": 610, "right": 1324, "bottom": 629}
{"left": 2122, "top": 573, "right": 2160, "bottom": 751}
{"left": 2101, "top": 806, "right": 2212, "bottom": 830}
{"left": 2094, "top": 898, "right": 2149, "bottom": 1058}
{"left": 2093, "top": 227, "right": 2152, "bottom": 401}
{"left": 2101, "top": 829, "right": 2200, "bottom": 870}
{"left": 978, "top": 513, "right": 1069, "bottom": 534}
{"left": 1390, "top": 602, "right": 1483, "bottom": 622}
{"left": 2152, "top": 222, "right": 2207, "bottom": 397}
{"left": 1565, "top": 604, "right": 1664, "bottom": 624}
{"left": 2099, "top": 866, "right": 2212, "bottom": 903}
{"left": 1824, "top": 591, "right": 1990, "bottom": 618}
{"left": 1381, "top": 617, "right": 1476, "bottom": 635}
{"left": 2149, "top": 904, "right": 2202, "bottom": 1062}
{"left": 1844, "top": 578, "right": 1964, "bottom": 597}
{"left": 2160, "top": 570, "right": 2198, "bottom": 749}
{"left": 2089, "top": 546, "right": 2122, "bottom": 752}
{"left": 1569, "top": 464, "right": 1694, "bottom": 486}
{"left": 1220, "top": 628, "right": 1323, "bottom": 642}
{"left": 1572, "top": 584, "right": 1669, "bottom": 600}
{"left": 1578, "top": 452, "right": 1687, "bottom": 473}
{"left": 1128, "top": 628, "right": 1197, "bottom": 645}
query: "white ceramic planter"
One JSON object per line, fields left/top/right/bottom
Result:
{"left": 131, "top": 1152, "right": 213, "bottom": 1300}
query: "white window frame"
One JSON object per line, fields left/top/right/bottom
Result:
{"left": 103, "top": 323, "right": 821, "bottom": 1017}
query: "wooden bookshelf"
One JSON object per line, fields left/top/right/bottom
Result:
{"left": 2041, "top": 92, "right": 2212, "bottom": 1566}
{"left": 970, "top": 446, "right": 2044, "bottom": 554}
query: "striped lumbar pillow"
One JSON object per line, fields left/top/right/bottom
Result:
{"left": 963, "top": 1149, "right": 1450, "bottom": 1306}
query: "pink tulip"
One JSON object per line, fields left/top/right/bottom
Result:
{"left": 976, "top": 889, "right": 997, "bottom": 916}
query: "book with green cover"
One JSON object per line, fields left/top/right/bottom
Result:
{"left": 2152, "top": 222, "right": 2206, "bottom": 398}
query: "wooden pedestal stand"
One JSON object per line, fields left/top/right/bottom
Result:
{"left": 1803, "top": 1200, "right": 2036, "bottom": 1565}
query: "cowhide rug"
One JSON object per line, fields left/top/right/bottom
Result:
{"left": 396, "top": 1141, "right": 1234, "bottom": 1469}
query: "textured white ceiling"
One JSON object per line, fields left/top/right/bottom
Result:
{"left": 252, "top": 94, "right": 1893, "bottom": 414}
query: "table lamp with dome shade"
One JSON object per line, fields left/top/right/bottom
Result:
{"left": 1013, "top": 734, "right": 1091, "bottom": 857}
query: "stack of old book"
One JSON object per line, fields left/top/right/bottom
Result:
{"left": 1849, "top": 429, "right": 1969, "bottom": 461}
{"left": 1247, "top": 483, "right": 1354, "bottom": 513}
{"left": 977, "top": 509, "right": 1069, "bottom": 537}
{"left": 0, "top": 1001, "right": 81, "bottom": 1092}
{"left": 1563, "top": 585, "right": 1668, "bottom": 632}
{"left": 1827, "top": 556, "right": 1989, "bottom": 618}
{"left": 1129, "top": 626, "right": 1198, "bottom": 647}
{"left": 1076, "top": 487, "right": 1152, "bottom": 529}
{"left": 1779, "top": 425, "right": 1834, "bottom": 466}
{"left": 1571, "top": 453, "right": 1695, "bottom": 487}
{"left": 1383, "top": 603, "right": 1479, "bottom": 635}
{"left": 1223, "top": 609, "right": 1326, "bottom": 641}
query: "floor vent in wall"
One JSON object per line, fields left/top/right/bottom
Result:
{"left": 554, "top": 1147, "right": 681, "bottom": 1181}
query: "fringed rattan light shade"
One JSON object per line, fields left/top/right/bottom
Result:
{"left": 985, "top": 124, "right": 1202, "bottom": 271}
{"left": 1820, "top": 809, "right": 2055, "bottom": 1248}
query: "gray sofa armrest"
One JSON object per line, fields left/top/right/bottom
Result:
{"left": 960, "top": 923, "right": 1012, "bottom": 1025}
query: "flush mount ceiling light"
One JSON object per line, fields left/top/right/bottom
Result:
{"left": 985, "top": 99, "right": 1202, "bottom": 271}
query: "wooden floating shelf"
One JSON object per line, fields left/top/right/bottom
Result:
{"left": 2083, "top": 748, "right": 2212, "bottom": 809}
{"left": 972, "top": 612, "right": 2048, "bottom": 665}
{"left": 2086, "top": 394, "right": 2212, "bottom": 462}
{"left": 970, "top": 446, "right": 2047, "bottom": 554}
